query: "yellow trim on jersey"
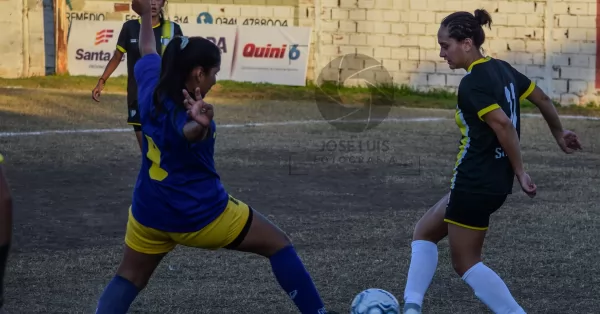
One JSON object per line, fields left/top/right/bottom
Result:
{"left": 444, "top": 219, "right": 488, "bottom": 231}
{"left": 137, "top": 18, "right": 162, "bottom": 28}
{"left": 520, "top": 81, "right": 536, "bottom": 101}
{"left": 125, "top": 195, "right": 251, "bottom": 254}
{"left": 161, "top": 21, "right": 172, "bottom": 55}
{"left": 467, "top": 56, "right": 491, "bottom": 73}
{"left": 116, "top": 45, "right": 126, "bottom": 53}
{"left": 477, "top": 103, "right": 501, "bottom": 121}
{"left": 450, "top": 109, "right": 470, "bottom": 189}
{"left": 127, "top": 122, "right": 142, "bottom": 126}
{"left": 0, "top": 154, "right": 4, "bottom": 164}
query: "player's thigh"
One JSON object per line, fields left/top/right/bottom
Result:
{"left": 125, "top": 206, "right": 177, "bottom": 255}
{"left": 229, "top": 206, "right": 291, "bottom": 257}
{"left": 0, "top": 164, "right": 12, "bottom": 243}
{"left": 413, "top": 192, "right": 450, "bottom": 243}
{"left": 175, "top": 195, "right": 290, "bottom": 257}
{"left": 170, "top": 195, "right": 254, "bottom": 250}
{"left": 444, "top": 190, "right": 507, "bottom": 232}
{"left": 122, "top": 207, "right": 174, "bottom": 287}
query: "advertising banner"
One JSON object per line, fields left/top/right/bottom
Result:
{"left": 67, "top": 20, "right": 128, "bottom": 77}
{"left": 66, "top": 21, "right": 311, "bottom": 86}
{"left": 230, "top": 26, "right": 312, "bottom": 86}
{"left": 179, "top": 24, "right": 237, "bottom": 81}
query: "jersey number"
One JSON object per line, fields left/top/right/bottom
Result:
{"left": 504, "top": 83, "right": 518, "bottom": 128}
{"left": 145, "top": 135, "right": 168, "bottom": 181}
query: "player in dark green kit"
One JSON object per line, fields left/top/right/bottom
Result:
{"left": 401, "top": 9, "right": 582, "bottom": 314}
{"left": 92, "top": 0, "right": 182, "bottom": 151}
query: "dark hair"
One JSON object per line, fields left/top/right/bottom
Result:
{"left": 152, "top": 36, "right": 221, "bottom": 115}
{"left": 441, "top": 9, "right": 492, "bottom": 48}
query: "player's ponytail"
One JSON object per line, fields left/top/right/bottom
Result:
{"left": 153, "top": 36, "right": 186, "bottom": 116}
{"left": 152, "top": 36, "right": 221, "bottom": 118}
{"left": 474, "top": 9, "right": 492, "bottom": 29}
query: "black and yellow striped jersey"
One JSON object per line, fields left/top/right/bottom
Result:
{"left": 451, "top": 56, "right": 535, "bottom": 195}
{"left": 116, "top": 19, "right": 183, "bottom": 105}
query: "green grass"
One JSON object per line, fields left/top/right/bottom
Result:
{"left": 2, "top": 74, "right": 600, "bottom": 116}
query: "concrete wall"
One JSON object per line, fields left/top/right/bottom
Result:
{"left": 0, "top": 0, "right": 46, "bottom": 77}
{"left": 2, "top": 0, "right": 599, "bottom": 105}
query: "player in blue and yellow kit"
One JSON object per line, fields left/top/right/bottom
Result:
{"left": 0, "top": 154, "right": 12, "bottom": 314}
{"left": 400, "top": 9, "right": 582, "bottom": 314}
{"left": 94, "top": 0, "right": 329, "bottom": 313}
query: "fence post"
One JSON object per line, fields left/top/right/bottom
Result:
{"left": 312, "top": 0, "right": 321, "bottom": 85}
{"left": 54, "top": 0, "right": 68, "bottom": 75}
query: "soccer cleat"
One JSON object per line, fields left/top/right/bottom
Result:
{"left": 403, "top": 303, "right": 421, "bottom": 314}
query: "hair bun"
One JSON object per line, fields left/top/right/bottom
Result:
{"left": 474, "top": 9, "right": 492, "bottom": 28}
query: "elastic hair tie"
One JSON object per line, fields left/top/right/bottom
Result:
{"left": 180, "top": 36, "right": 189, "bottom": 50}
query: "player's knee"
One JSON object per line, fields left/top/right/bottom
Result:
{"left": 450, "top": 253, "right": 480, "bottom": 277}
{"left": 116, "top": 268, "right": 150, "bottom": 290}
{"left": 261, "top": 230, "right": 291, "bottom": 258}
{"left": 0, "top": 192, "right": 12, "bottom": 214}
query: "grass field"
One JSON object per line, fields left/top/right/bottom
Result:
{"left": 1, "top": 78, "right": 600, "bottom": 313}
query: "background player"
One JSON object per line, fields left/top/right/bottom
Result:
{"left": 91, "top": 0, "right": 182, "bottom": 151}
{"left": 94, "top": 0, "right": 331, "bottom": 313}
{"left": 401, "top": 9, "right": 582, "bottom": 314}
{"left": 0, "top": 154, "right": 13, "bottom": 314}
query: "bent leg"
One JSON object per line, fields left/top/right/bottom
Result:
{"left": 96, "top": 208, "right": 173, "bottom": 314}
{"left": 446, "top": 192, "right": 524, "bottom": 314}
{"left": 403, "top": 192, "right": 449, "bottom": 313}
{"left": 134, "top": 128, "right": 143, "bottom": 152}
{"left": 225, "top": 197, "right": 326, "bottom": 314}
{"left": 0, "top": 164, "right": 12, "bottom": 310}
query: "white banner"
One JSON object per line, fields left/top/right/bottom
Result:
{"left": 230, "top": 26, "right": 312, "bottom": 86}
{"left": 67, "top": 20, "right": 128, "bottom": 76}
{"left": 179, "top": 24, "right": 237, "bottom": 81}
{"left": 66, "top": 21, "right": 311, "bottom": 86}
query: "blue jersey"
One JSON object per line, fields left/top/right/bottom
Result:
{"left": 131, "top": 53, "right": 229, "bottom": 233}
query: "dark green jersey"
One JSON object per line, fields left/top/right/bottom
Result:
{"left": 451, "top": 57, "right": 535, "bottom": 195}
{"left": 116, "top": 19, "right": 183, "bottom": 105}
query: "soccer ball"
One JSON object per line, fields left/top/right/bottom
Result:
{"left": 350, "top": 288, "right": 400, "bottom": 314}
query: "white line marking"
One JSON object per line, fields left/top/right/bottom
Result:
{"left": 0, "top": 117, "right": 447, "bottom": 137}
{"left": 0, "top": 113, "right": 598, "bottom": 138}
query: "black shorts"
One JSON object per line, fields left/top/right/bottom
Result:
{"left": 127, "top": 100, "right": 141, "bottom": 131}
{"left": 444, "top": 189, "right": 507, "bottom": 230}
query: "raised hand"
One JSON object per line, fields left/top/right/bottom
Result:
{"left": 182, "top": 88, "right": 214, "bottom": 128}
{"left": 131, "top": 0, "right": 151, "bottom": 16}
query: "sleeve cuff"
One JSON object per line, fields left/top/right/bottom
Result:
{"left": 477, "top": 103, "right": 501, "bottom": 121}
{"left": 116, "top": 45, "right": 126, "bottom": 53}
{"left": 520, "top": 81, "right": 536, "bottom": 101}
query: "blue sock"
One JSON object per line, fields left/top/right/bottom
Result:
{"left": 95, "top": 275, "right": 140, "bottom": 314}
{"left": 270, "top": 245, "right": 326, "bottom": 314}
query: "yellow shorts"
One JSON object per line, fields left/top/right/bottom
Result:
{"left": 125, "top": 195, "right": 252, "bottom": 254}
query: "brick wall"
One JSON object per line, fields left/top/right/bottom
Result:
{"left": 315, "top": 0, "right": 599, "bottom": 106}
{"left": 2, "top": 0, "right": 599, "bottom": 105}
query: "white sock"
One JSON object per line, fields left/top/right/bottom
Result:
{"left": 462, "top": 262, "right": 526, "bottom": 314}
{"left": 403, "top": 240, "right": 438, "bottom": 306}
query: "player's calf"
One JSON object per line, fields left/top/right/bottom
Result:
{"left": 230, "top": 209, "right": 326, "bottom": 314}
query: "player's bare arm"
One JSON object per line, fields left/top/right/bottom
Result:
{"left": 527, "top": 87, "right": 582, "bottom": 153}
{"left": 132, "top": 0, "right": 157, "bottom": 57}
{"left": 483, "top": 109, "right": 525, "bottom": 176}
